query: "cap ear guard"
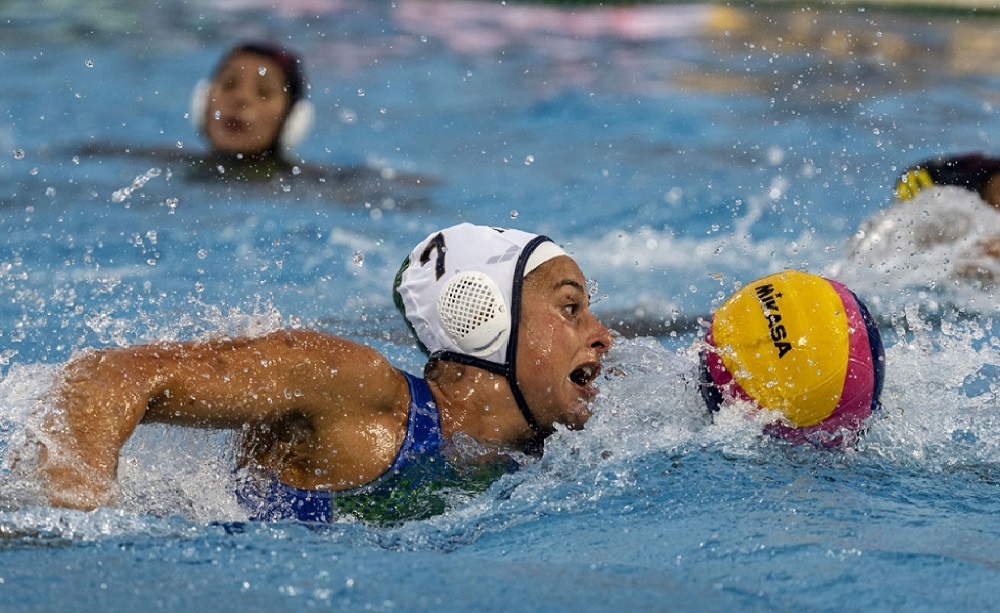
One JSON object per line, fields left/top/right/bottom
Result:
{"left": 894, "top": 167, "right": 934, "bottom": 201}
{"left": 189, "top": 79, "right": 314, "bottom": 150}
{"left": 438, "top": 271, "right": 510, "bottom": 358}
{"left": 190, "top": 79, "right": 211, "bottom": 133}
{"left": 278, "top": 99, "right": 314, "bottom": 149}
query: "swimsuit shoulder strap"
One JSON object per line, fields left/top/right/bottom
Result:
{"left": 397, "top": 370, "right": 443, "bottom": 459}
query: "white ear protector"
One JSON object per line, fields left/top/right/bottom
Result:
{"left": 279, "top": 99, "right": 314, "bottom": 149}
{"left": 190, "top": 79, "right": 210, "bottom": 132}
{"left": 190, "top": 79, "right": 314, "bottom": 150}
{"left": 437, "top": 270, "right": 510, "bottom": 358}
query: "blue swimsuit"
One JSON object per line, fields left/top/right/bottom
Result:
{"left": 236, "top": 371, "right": 445, "bottom": 523}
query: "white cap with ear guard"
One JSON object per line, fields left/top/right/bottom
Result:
{"left": 393, "top": 223, "right": 566, "bottom": 370}
{"left": 393, "top": 223, "right": 569, "bottom": 443}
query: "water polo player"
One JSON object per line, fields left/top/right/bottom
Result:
{"left": 894, "top": 152, "right": 1000, "bottom": 209}
{"left": 188, "top": 41, "right": 315, "bottom": 180}
{"left": 34, "top": 224, "right": 612, "bottom": 522}
{"left": 76, "top": 41, "right": 314, "bottom": 183}
{"left": 74, "top": 41, "right": 437, "bottom": 205}
{"left": 194, "top": 42, "right": 313, "bottom": 157}
{"left": 188, "top": 42, "right": 435, "bottom": 200}
{"left": 850, "top": 153, "right": 1000, "bottom": 279}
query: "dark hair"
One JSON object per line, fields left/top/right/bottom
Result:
{"left": 214, "top": 41, "right": 307, "bottom": 104}
{"left": 912, "top": 153, "right": 1000, "bottom": 198}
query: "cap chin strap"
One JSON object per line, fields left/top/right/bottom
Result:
{"left": 431, "top": 235, "right": 554, "bottom": 454}
{"left": 430, "top": 351, "right": 545, "bottom": 456}
{"left": 430, "top": 350, "right": 542, "bottom": 429}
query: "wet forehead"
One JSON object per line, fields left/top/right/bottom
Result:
{"left": 525, "top": 255, "right": 588, "bottom": 298}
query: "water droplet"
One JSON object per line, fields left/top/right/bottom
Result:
{"left": 111, "top": 167, "right": 163, "bottom": 202}
{"left": 509, "top": 210, "right": 519, "bottom": 219}
{"left": 45, "top": 187, "right": 56, "bottom": 197}
{"left": 524, "top": 155, "right": 535, "bottom": 165}
{"left": 85, "top": 59, "right": 94, "bottom": 68}
{"left": 258, "top": 65, "right": 267, "bottom": 76}
{"left": 12, "top": 150, "right": 24, "bottom": 160}
{"left": 197, "top": 249, "right": 208, "bottom": 259}
{"left": 352, "top": 250, "right": 365, "bottom": 267}
{"left": 357, "top": 89, "right": 365, "bottom": 97}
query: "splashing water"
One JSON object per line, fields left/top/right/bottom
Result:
{"left": 111, "top": 168, "right": 162, "bottom": 203}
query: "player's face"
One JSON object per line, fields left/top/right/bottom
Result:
{"left": 204, "top": 52, "right": 291, "bottom": 155}
{"left": 515, "top": 256, "right": 612, "bottom": 432}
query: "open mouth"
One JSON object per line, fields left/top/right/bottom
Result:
{"left": 222, "top": 116, "right": 248, "bottom": 133}
{"left": 570, "top": 363, "right": 600, "bottom": 389}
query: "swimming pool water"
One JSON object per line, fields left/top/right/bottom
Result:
{"left": 2, "top": 0, "right": 1000, "bottom": 610}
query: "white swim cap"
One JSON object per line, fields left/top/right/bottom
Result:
{"left": 393, "top": 223, "right": 568, "bottom": 440}
{"left": 393, "top": 223, "right": 567, "bottom": 371}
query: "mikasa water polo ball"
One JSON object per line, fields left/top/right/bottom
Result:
{"left": 699, "top": 270, "right": 885, "bottom": 445}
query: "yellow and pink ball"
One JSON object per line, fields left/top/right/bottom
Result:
{"left": 700, "top": 270, "right": 885, "bottom": 446}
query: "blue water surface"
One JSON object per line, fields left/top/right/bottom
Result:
{"left": 1, "top": 0, "right": 1000, "bottom": 610}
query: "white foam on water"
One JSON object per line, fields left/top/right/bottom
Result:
{"left": 830, "top": 185, "right": 1000, "bottom": 317}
